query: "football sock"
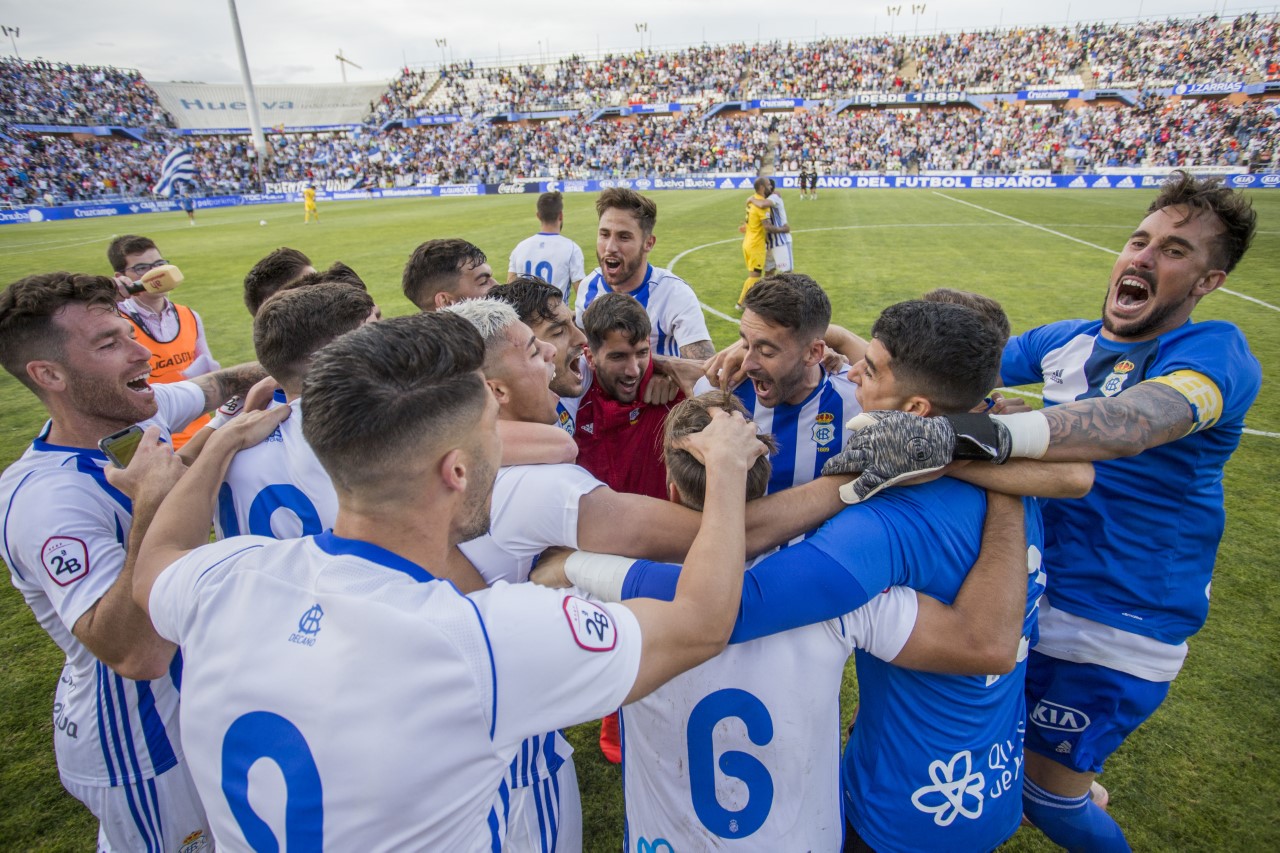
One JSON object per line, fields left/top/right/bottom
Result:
{"left": 1023, "top": 778, "right": 1130, "bottom": 852}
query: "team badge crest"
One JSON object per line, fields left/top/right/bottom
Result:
{"left": 178, "top": 830, "right": 211, "bottom": 853}
{"left": 563, "top": 596, "right": 617, "bottom": 652}
{"left": 1101, "top": 359, "right": 1138, "bottom": 397}
{"left": 811, "top": 412, "right": 837, "bottom": 447}
{"left": 289, "top": 603, "right": 324, "bottom": 647}
{"left": 42, "top": 537, "right": 88, "bottom": 586}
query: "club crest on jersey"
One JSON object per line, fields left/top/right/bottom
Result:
{"left": 289, "top": 603, "right": 324, "bottom": 647}
{"left": 42, "top": 536, "right": 88, "bottom": 586}
{"left": 811, "top": 411, "right": 837, "bottom": 447}
{"left": 1101, "top": 359, "right": 1137, "bottom": 397}
{"left": 563, "top": 596, "right": 617, "bottom": 652}
{"left": 629, "top": 408, "right": 642, "bottom": 425}
{"left": 178, "top": 830, "right": 211, "bottom": 853}
{"left": 1030, "top": 700, "right": 1091, "bottom": 732}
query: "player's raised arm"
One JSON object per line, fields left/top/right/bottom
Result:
{"left": 617, "top": 408, "right": 763, "bottom": 704}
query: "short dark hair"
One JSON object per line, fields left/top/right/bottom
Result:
{"left": 289, "top": 261, "right": 367, "bottom": 293}
{"left": 302, "top": 312, "right": 487, "bottom": 494}
{"left": 871, "top": 300, "right": 1001, "bottom": 414}
{"left": 1149, "top": 169, "right": 1256, "bottom": 272}
{"left": 0, "top": 273, "right": 119, "bottom": 393}
{"left": 595, "top": 188, "right": 657, "bottom": 235}
{"left": 664, "top": 391, "right": 776, "bottom": 511}
{"left": 402, "top": 238, "right": 487, "bottom": 310}
{"left": 254, "top": 284, "right": 374, "bottom": 388}
{"left": 753, "top": 177, "right": 771, "bottom": 194}
{"left": 243, "top": 247, "right": 313, "bottom": 315}
{"left": 921, "top": 288, "right": 1011, "bottom": 348}
{"left": 488, "top": 276, "right": 563, "bottom": 327}
{"left": 536, "top": 191, "right": 564, "bottom": 224}
{"left": 742, "top": 273, "right": 831, "bottom": 341}
{"left": 106, "top": 235, "right": 158, "bottom": 273}
{"left": 582, "top": 292, "right": 650, "bottom": 350}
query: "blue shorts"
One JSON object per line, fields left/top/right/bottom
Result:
{"left": 1023, "top": 650, "right": 1170, "bottom": 774}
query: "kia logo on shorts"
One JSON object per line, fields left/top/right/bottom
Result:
{"left": 1030, "top": 700, "right": 1091, "bottom": 732}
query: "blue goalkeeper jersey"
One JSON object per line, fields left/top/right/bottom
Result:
{"left": 1001, "top": 317, "right": 1260, "bottom": 645}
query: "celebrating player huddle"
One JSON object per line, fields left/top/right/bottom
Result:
{"left": 0, "top": 172, "right": 1261, "bottom": 852}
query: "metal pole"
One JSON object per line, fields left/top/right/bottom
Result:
{"left": 225, "top": 0, "right": 268, "bottom": 189}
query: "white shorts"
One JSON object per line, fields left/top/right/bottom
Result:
{"left": 505, "top": 751, "right": 582, "bottom": 852}
{"left": 766, "top": 243, "right": 794, "bottom": 273}
{"left": 63, "top": 761, "right": 211, "bottom": 852}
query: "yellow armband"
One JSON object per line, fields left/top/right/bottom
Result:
{"left": 1143, "top": 370, "right": 1223, "bottom": 434}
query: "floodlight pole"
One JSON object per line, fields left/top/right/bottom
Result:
{"left": 1, "top": 24, "right": 20, "bottom": 59}
{"left": 226, "top": 0, "right": 269, "bottom": 189}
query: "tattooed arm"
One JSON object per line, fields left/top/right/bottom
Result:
{"left": 189, "top": 362, "right": 270, "bottom": 413}
{"left": 1039, "top": 382, "right": 1195, "bottom": 462}
{"left": 679, "top": 340, "right": 717, "bottom": 361}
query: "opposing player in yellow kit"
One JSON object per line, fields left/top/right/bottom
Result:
{"left": 303, "top": 184, "right": 319, "bottom": 223}
{"left": 737, "top": 177, "right": 772, "bottom": 310}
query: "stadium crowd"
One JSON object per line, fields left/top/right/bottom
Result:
{"left": 0, "top": 58, "right": 173, "bottom": 128}
{"left": 0, "top": 13, "right": 1276, "bottom": 207}
{"left": 368, "top": 13, "right": 1276, "bottom": 118}
{"left": 4, "top": 96, "right": 1274, "bottom": 205}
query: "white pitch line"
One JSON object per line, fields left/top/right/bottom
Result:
{"left": 670, "top": 223, "right": 998, "bottom": 321}
{"left": 932, "top": 191, "right": 1280, "bottom": 313}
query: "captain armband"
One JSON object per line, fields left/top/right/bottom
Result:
{"left": 1143, "top": 370, "right": 1223, "bottom": 435}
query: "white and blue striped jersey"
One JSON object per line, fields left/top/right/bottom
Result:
{"left": 149, "top": 532, "right": 641, "bottom": 852}
{"left": 574, "top": 264, "right": 711, "bottom": 357}
{"left": 765, "top": 192, "right": 791, "bottom": 251}
{"left": 509, "top": 232, "right": 586, "bottom": 301}
{"left": 214, "top": 394, "right": 337, "bottom": 541}
{"left": 1002, "top": 318, "right": 1261, "bottom": 676}
{"left": 0, "top": 382, "right": 203, "bottom": 789}
{"left": 695, "top": 367, "right": 862, "bottom": 494}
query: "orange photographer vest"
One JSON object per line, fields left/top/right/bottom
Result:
{"left": 123, "top": 303, "right": 210, "bottom": 448}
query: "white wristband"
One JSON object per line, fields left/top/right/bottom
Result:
{"left": 993, "top": 410, "right": 1051, "bottom": 459}
{"left": 563, "top": 551, "right": 638, "bottom": 603}
{"left": 206, "top": 396, "right": 244, "bottom": 430}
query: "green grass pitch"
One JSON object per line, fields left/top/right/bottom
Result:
{"left": 0, "top": 187, "right": 1276, "bottom": 850}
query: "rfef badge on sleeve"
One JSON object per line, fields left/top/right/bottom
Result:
{"left": 563, "top": 596, "right": 618, "bottom": 652}
{"left": 42, "top": 537, "right": 89, "bottom": 586}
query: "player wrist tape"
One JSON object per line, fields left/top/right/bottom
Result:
{"left": 992, "top": 410, "right": 1050, "bottom": 459}
{"left": 944, "top": 413, "right": 1011, "bottom": 463}
{"left": 206, "top": 396, "right": 244, "bottom": 430}
{"left": 563, "top": 551, "right": 636, "bottom": 602}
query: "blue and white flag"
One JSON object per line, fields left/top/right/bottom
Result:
{"left": 153, "top": 147, "right": 196, "bottom": 197}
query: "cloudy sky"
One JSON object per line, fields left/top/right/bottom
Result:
{"left": 0, "top": 1, "right": 1256, "bottom": 85}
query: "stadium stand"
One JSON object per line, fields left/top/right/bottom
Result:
{"left": 1, "top": 13, "right": 1276, "bottom": 207}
